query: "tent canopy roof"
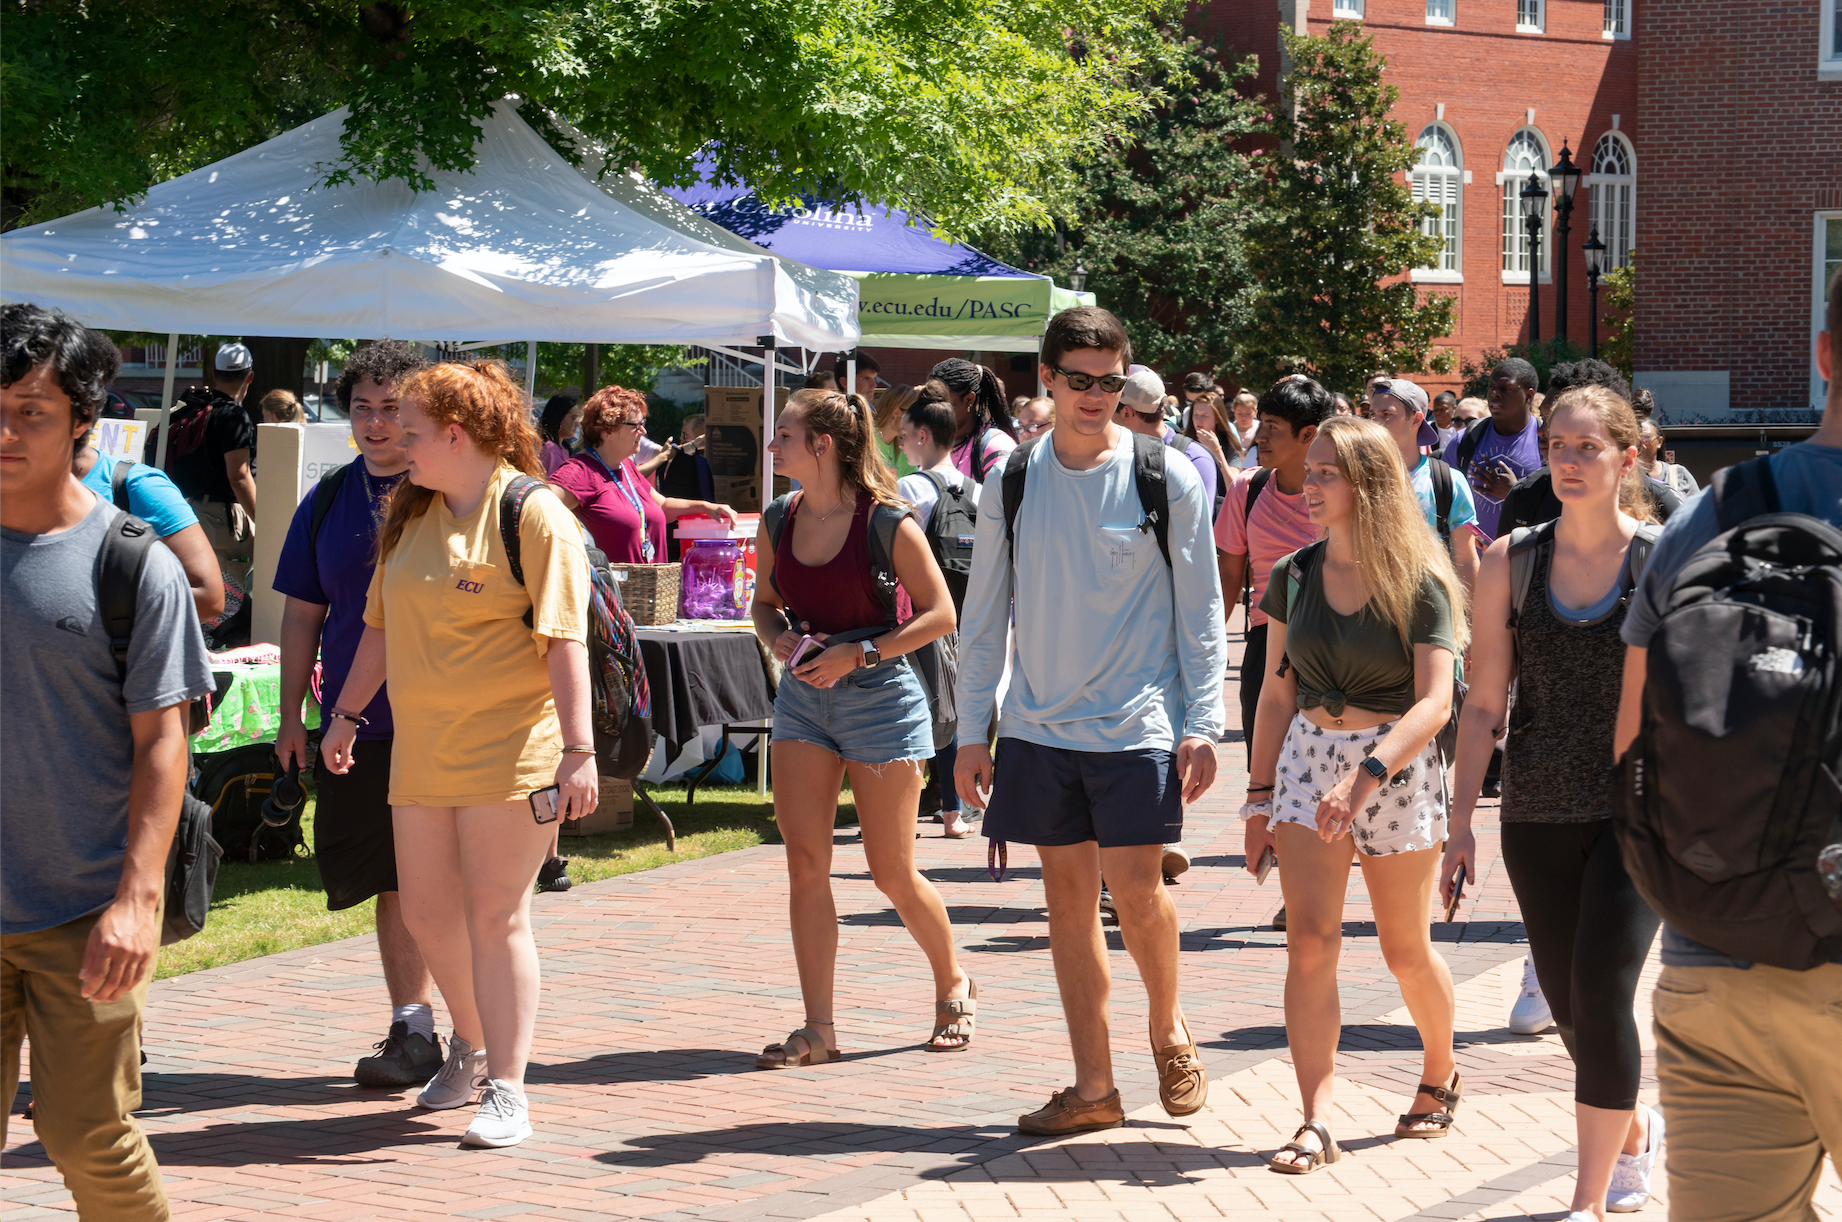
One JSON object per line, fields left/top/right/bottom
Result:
{"left": 0, "top": 102, "right": 859, "bottom": 350}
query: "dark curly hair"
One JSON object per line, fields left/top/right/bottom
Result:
{"left": 1546, "top": 357, "right": 1632, "bottom": 405}
{"left": 1, "top": 304, "right": 120, "bottom": 454}
{"left": 335, "top": 339, "right": 427, "bottom": 412}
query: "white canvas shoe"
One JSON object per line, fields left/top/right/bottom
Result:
{"left": 1508, "top": 956, "right": 1554, "bottom": 1035}
{"left": 1607, "top": 1105, "right": 1663, "bottom": 1212}
{"left": 461, "top": 1079, "right": 532, "bottom": 1148}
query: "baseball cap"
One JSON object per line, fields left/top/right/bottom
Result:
{"left": 1372, "top": 377, "right": 1439, "bottom": 448}
{"left": 215, "top": 342, "right": 253, "bottom": 373}
{"left": 1119, "top": 364, "right": 1165, "bottom": 412}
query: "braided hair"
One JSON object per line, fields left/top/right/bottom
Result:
{"left": 929, "top": 358, "right": 1017, "bottom": 446}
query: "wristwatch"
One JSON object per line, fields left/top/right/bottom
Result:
{"left": 859, "top": 639, "right": 883, "bottom": 669}
{"left": 1360, "top": 755, "right": 1390, "bottom": 786}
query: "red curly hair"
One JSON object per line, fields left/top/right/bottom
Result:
{"left": 579, "top": 385, "right": 648, "bottom": 448}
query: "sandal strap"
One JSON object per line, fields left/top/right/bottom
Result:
{"left": 1275, "top": 1142, "right": 1321, "bottom": 1166}
{"left": 1398, "top": 1109, "right": 1453, "bottom": 1127}
{"left": 936, "top": 997, "right": 977, "bottom": 1018}
{"left": 1296, "top": 1119, "right": 1335, "bottom": 1154}
{"left": 1415, "top": 1082, "right": 1452, "bottom": 1104}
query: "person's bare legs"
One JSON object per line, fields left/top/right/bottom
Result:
{"left": 453, "top": 800, "right": 555, "bottom": 1089}
{"left": 1038, "top": 842, "right": 1115, "bottom": 1101}
{"left": 1270, "top": 821, "right": 1356, "bottom": 1165}
{"left": 770, "top": 740, "right": 848, "bottom": 1059}
{"left": 1574, "top": 1103, "right": 1648, "bottom": 1218}
{"left": 374, "top": 891, "right": 433, "bottom": 1008}
{"left": 846, "top": 757, "right": 970, "bottom": 1045}
{"left": 1098, "top": 844, "right": 1186, "bottom": 1051}
{"left": 394, "top": 806, "right": 482, "bottom": 1047}
{"left": 1361, "top": 846, "right": 1458, "bottom": 1132}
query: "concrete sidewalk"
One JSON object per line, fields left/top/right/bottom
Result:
{"left": 6, "top": 631, "right": 1839, "bottom": 1221}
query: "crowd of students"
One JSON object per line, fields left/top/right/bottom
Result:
{"left": 4, "top": 283, "right": 1840, "bottom": 1221}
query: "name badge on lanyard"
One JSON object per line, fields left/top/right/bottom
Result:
{"left": 590, "top": 451, "right": 654, "bottom": 562}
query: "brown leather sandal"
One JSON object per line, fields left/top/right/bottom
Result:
{"left": 1269, "top": 1119, "right": 1340, "bottom": 1175}
{"left": 1394, "top": 1069, "right": 1462, "bottom": 1137}
{"left": 755, "top": 1026, "right": 841, "bottom": 1070}
{"left": 926, "top": 980, "right": 978, "bottom": 1051}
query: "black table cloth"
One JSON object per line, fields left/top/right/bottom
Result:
{"left": 635, "top": 628, "right": 776, "bottom": 759}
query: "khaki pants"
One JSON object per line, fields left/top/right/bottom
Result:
{"left": 186, "top": 497, "right": 253, "bottom": 580}
{"left": 1653, "top": 961, "right": 1842, "bottom": 1222}
{"left": 1, "top": 911, "right": 170, "bottom": 1220}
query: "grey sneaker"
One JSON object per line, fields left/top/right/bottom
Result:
{"left": 461, "top": 1079, "right": 532, "bottom": 1148}
{"left": 1161, "top": 843, "right": 1191, "bottom": 881}
{"left": 356, "top": 1021, "right": 444, "bottom": 1088}
{"left": 417, "top": 1035, "right": 487, "bottom": 1110}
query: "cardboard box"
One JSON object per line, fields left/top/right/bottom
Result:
{"left": 560, "top": 778, "right": 634, "bottom": 837}
{"left": 704, "top": 386, "right": 792, "bottom": 513}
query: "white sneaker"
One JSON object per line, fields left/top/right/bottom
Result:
{"left": 461, "top": 1079, "right": 532, "bottom": 1148}
{"left": 417, "top": 1035, "right": 487, "bottom": 1110}
{"left": 1161, "top": 843, "right": 1191, "bottom": 879}
{"left": 1509, "top": 956, "right": 1554, "bottom": 1035}
{"left": 1607, "top": 1105, "right": 1663, "bottom": 1212}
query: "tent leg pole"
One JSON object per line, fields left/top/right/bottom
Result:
{"left": 1036, "top": 338, "right": 1046, "bottom": 397}
{"left": 154, "top": 332, "right": 179, "bottom": 469}
{"left": 525, "top": 340, "right": 538, "bottom": 406}
{"left": 761, "top": 337, "right": 776, "bottom": 515}
{"left": 846, "top": 358, "right": 856, "bottom": 400}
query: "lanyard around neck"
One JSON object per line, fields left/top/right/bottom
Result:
{"left": 589, "top": 449, "right": 654, "bottom": 561}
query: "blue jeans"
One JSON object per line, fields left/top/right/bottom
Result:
{"left": 773, "top": 658, "right": 933, "bottom": 764}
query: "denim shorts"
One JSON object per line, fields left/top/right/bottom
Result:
{"left": 773, "top": 657, "right": 934, "bottom": 763}
{"left": 982, "top": 738, "right": 1182, "bottom": 848}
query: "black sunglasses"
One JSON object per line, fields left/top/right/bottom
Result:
{"left": 1052, "top": 365, "right": 1128, "bottom": 393}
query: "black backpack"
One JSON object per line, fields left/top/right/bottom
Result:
{"left": 762, "top": 494, "right": 959, "bottom": 741}
{"left": 1001, "top": 432, "right": 1171, "bottom": 568}
{"left": 143, "top": 386, "right": 216, "bottom": 472}
{"left": 1450, "top": 417, "right": 1492, "bottom": 474}
{"left": 1613, "top": 456, "right": 1842, "bottom": 969}
{"left": 498, "top": 476, "right": 655, "bottom": 780}
{"left": 94, "top": 511, "right": 225, "bottom": 942}
{"left": 193, "top": 743, "right": 303, "bottom": 864}
{"left": 915, "top": 470, "right": 978, "bottom": 616}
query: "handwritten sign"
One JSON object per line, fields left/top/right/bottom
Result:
{"left": 89, "top": 417, "right": 147, "bottom": 461}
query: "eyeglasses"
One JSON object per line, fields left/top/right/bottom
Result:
{"left": 1052, "top": 365, "right": 1128, "bottom": 393}
{"left": 615, "top": 420, "right": 646, "bottom": 433}
{"left": 1018, "top": 420, "right": 1052, "bottom": 438}
{"left": 1114, "top": 403, "right": 1163, "bottom": 425}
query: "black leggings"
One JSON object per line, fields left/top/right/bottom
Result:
{"left": 1499, "top": 819, "right": 1660, "bottom": 1110}
{"left": 1240, "top": 622, "right": 1268, "bottom": 770}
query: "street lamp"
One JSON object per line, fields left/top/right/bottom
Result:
{"left": 1069, "top": 261, "right": 1088, "bottom": 293}
{"left": 1582, "top": 226, "right": 1608, "bottom": 360}
{"left": 1520, "top": 173, "right": 1548, "bottom": 345}
{"left": 1548, "top": 143, "right": 1582, "bottom": 344}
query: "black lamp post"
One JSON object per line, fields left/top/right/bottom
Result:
{"left": 1069, "top": 261, "right": 1088, "bottom": 293}
{"left": 1548, "top": 143, "right": 1581, "bottom": 344}
{"left": 1582, "top": 226, "right": 1607, "bottom": 360}
{"left": 1520, "top": 173, "right": 1548, "bottom": 345}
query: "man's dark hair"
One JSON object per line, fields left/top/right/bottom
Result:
{"left": 1183, "top": 371, "right": 1216, "bottom": 395}
{"left": 1492, "top": 357, "right": 1540, "bottom": 393}
{"left": 835, "top": 350, "right": 879, "bottom": 376}
{"left": 802, "top": 371, "right": 835, "bottom": 389}
{"left": 904, "top": 395, "right": 957, "bottom": 449}
{"left": 1547, "top": 358, "right": 1632, "bottom": 404}
{"left": 1258, "top": 375, "right": 1334, "bottom": 437}
{"left": 335, "top": 339, "right": 428, "bottom": 411}
{"left": 539, "top": 394, "right": 577, "bottom": 444}
{"left": 1433, "top": 390, "right": 1457, "bottom": 408}
{"left": 1, "top": 304, "right": 119, "bottom": 446}
{"left": 1042, "top": 305, "right": 1131, "bottom": 370}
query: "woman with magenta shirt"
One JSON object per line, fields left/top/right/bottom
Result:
{"left": 550, "top": 385, "right": 735, "bottom": 562}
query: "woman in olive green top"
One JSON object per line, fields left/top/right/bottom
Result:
{"left": 1243, "top": 414, "right": 1471, "bottom": 1175}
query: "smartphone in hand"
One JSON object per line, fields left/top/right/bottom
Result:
{"left": 529, "top": 784, "right": 561, "bottom": 825}
{"left": 787, "top": 634, "right": 824, "bottom": 669}
{"left": 1444, "top": 864, "right": 1467, "bottom": 922}
{"left": 1253, "top": 844, "right": 1277, "bottom": 885}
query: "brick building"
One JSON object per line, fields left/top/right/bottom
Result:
{"left": 1632, "top": 0, "right": 1840, "bottom": 422}
{"left": 1196, "top": 0, "right": 1640, "bottom": 400}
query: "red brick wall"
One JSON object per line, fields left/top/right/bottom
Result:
{"left": 1191, "top": 0, "right": 1637, "bottom": 396}
{"left": 1637, "top": 0, "right": 1840, "bottom": 416}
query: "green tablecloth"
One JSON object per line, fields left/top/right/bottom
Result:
{"left": 191, "top": 663, "right": 319, "bottom": 755}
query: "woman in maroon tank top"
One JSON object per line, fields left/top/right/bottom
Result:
{"left": 748, "top": 389, "right": 972, "bottom": 1069}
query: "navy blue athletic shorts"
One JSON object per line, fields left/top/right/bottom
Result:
{"left": 982, "top": 738, "right": 1182, "bottom": 848}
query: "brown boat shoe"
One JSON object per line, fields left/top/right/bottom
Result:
{"left": 1154, "top": 1018, "right": 1208, "bottom": 1116}
{"left": 1018, "top": 1086, "right": 1125, "bottom": 1136}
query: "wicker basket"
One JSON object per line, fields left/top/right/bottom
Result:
{"left": 609, "top": 562, "right": 681, "bottom": 626}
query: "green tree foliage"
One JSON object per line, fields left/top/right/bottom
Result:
{"left": 2, "top": 0, "right": 1174, "bottom": 235}
{"left": 1599, "top": 251, "right": 1635, "bottom": 383}
{"left": 1239, "top": 21, "right": 1454, "bottom": 393}
{"left": 975, "top": 32, "right": 1266, "bottom": 376}
{"left": 1460, "top": 336, "right": 1588, "bottom": 399}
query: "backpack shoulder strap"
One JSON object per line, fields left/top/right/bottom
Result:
{"left": 96, "top": 511, "right": 160, "bottom": 685}
{"left": 1130, "top": 431, "right": 1172, "bottom": 569}
{"left": 1454, "top": 418, "right": 1490, "bottom": 473}
{"left": 865, "top": 502, "right": 910, "bottom": 629}
{"left": 1001, "top": 436, "right": 1041, "bottom": 568}
{"left": 763, "top": 492, "right": 794, "bottom": 550}
{"left": 310, "top": 461, "right": 352, "bottom": 542}
{"left": 1283, "top": 540, "right": 1326, "bottom": 624}
{"left": 1625, "top": 521, "right": 1664, "bottom": 591}
{"left": 1712, "top": 454, "right": 1780, "bottom": 532}
{"left": 497, "top": 474, "right": 548, "bottom": 588}
{"left": 110, "top": 458, "right": 135, "bottom": 512}
{"left": 918, "top": 469, "right": 948, "bottom": 501}
{"left": 1244, "top": 465, "right": 1273, "bottom": 524}
{"left": 1427, "top": 457, "right": 1454, "bottom": 541}
{"left": 1506, "top": 521, "right": 1555, "bottom": 629}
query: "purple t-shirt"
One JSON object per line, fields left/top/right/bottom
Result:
{"left": 273, "top": 461, "right": 404, "bottom": 739}
{"left": 1442, "top": 415, "right": 1541, "bottom": 543}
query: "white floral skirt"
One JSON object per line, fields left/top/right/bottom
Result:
{"left": 1271, "top": 713, "right": 1447, "bottom": 856}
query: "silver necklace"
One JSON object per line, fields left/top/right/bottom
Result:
{"left": 803, "top": 491, "right": 855, "bottom": 523}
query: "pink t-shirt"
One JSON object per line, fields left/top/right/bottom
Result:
{"left": 1213, "top": 466, "right": 1321, "bottom": 627}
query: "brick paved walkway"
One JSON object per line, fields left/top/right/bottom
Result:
{"left": 6, "top": 633, "right": 1840, "bottom": 1221}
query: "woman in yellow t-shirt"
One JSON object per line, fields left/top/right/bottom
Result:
{"left": 320, "top": 361, "right": 593, "bottom": 1151}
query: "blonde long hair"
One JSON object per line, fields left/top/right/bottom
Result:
{"left": 788, "top": 388, "right": 907, "bottom": 509}
{"left": 1546, "top": 384, "right": 1659, "bottom": 523}
{"left": 1317, "top": 416, "right": 1471, "bottom": 654}
{"left": 376, "top": 361, "right": 543, "bottom": 561}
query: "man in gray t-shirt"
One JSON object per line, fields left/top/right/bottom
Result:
{"left": 2, "top": 304, "right": 212, "bottom": 1218}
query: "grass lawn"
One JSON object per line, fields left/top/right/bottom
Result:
{"left": 154, "top": 780, "right": 834, "bottom": 981}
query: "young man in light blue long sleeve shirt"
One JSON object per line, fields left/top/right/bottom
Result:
{"left": 954, "top": 306, "right": 1227, "bottom": 1137}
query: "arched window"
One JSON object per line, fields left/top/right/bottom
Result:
{"left": 1500, "top": 127, "right": 1550, "bottom": 278}
{"left": 1412, "top": 124, "right": 1462, "bottom": 274}
{"left": 1588, "top": 132, "right": 1635, "bottom": 268}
